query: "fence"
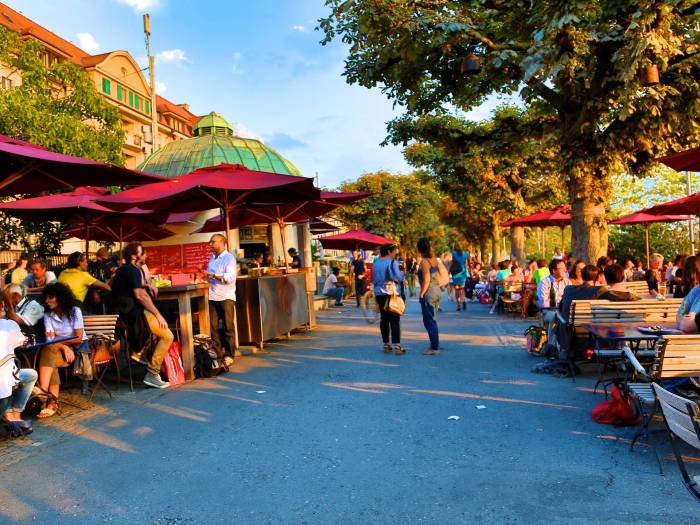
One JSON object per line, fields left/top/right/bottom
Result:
{"left": 0, "top": 251, "right": 68, "bottom": 268}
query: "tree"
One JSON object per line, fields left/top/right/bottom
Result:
{"left": 335, "top": 170, "right": 445, "bottom": 252}
{"left": 321, "top": 0, "right": 700, "bottom": 262}
{"left": 0, "top": 26, "right": 124, "bottom": 254}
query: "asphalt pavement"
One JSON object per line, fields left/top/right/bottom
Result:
{"left": 0, "top": 295, "right": 698, "bottom": 524}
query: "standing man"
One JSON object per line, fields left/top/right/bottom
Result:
{"left": 110, "top": 242, "right": 172, "bottom": 389}
{"left": 405, "top": 253, "right": 417, "bottom": 298}
{"left": 204, "top": 234, "right": 237, "bottom": 357}
{"left": 351, "top": 251, "right": 366, "bottom": 307}
{"left": 288, "top": 248, "right": 302, "bottom": 269}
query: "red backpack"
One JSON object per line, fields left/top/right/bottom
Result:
{"left": 591, "top": 382, "right": 641, "bottom": 426}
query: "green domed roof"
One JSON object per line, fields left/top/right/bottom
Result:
{"left": 137, "top": 112, "right": 303, "bottom": 178}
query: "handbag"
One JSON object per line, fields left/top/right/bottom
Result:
{"left": 162, "top": 341, "right": 185, "bottom": 385}
{"left": 384, "top": 261, "right": 406, "bottom": 315}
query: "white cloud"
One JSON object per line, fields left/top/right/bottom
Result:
{"left": 292, "top": 25, "right": 306, "bottom": 32}
{"left": 76, "top": 33, "right": 100, "bottom": 54}
{"left": 155, "top": 81, "right": 167, "bottom": 94}
{"left": 231, "top": 52, "right": 243, "bottom": 75}
{"left": 156, "top": 49, "right": 188, "bottom": 64}
{"left": 232, "top": 52, "right": 242, "bottom": 61}
{"left": 234, "top": 122, "right": 264, "bottom": 142}
{"left": 114, "top": 0, "right": 159, "bottom": 11}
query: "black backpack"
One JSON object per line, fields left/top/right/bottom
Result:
{"left": 193, "top": 335, "right": 228, "bottom": 378}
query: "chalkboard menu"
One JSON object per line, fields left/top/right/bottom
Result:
{"left": 146, "top": 244, "right": 182, "bottom": 273}
{"left": 182, "top": 242, "right": 211, "bottom": 271}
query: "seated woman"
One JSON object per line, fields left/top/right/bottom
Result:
{"left": 57, "top": 251, "right": 110, "bottom": 311}
{"left": 0, "top": 301, "right": 34, "bottom": 434}
{"left": 36, "top": 282, "right": 89, "bottom": 419}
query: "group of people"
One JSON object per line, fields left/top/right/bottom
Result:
{"left": 0, "top": 234, "right": 241, "bottom": 432}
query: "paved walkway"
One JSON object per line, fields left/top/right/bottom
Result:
{"left": 0, "top": 297, "right": 698, "bottom": 524}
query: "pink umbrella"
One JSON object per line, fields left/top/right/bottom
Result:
{"left": 317, "top": 229, "right": 395, "bottom": 251}
{"left": 0, "top": 134, "right": 163, "bottom": 195}
{"left": 658, "top": 146, "right": 700, "bottom": 173}
{"left": 502, "top": 206, "right": 571, "bottom": 254}
{"left": 610, "top": 210, "right": 689, "bottom": 266}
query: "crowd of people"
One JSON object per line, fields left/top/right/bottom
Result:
{"left": 0, "top": 234, "right": 243, "bottom": 434}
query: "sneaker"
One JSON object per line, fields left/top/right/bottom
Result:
{"left": 131, "top": 351, "right": 148, "bottom": 365}
{"left": 143, "top": 372, "right": 170, "bottom": 389}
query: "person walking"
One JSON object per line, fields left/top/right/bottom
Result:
{"left": 372, "top": 244, "right": 405, "bottom": 354}
{"left": 417, "top": 237, "right": 440, "bottom": 355}
{"left": 405, "top": 253, "right": 417, "bottom": 298}
{"left": 351, "top": 250, "right": 367, "bottom": 307}
{"left": 450, "top": 244, "right": 469, "bottom": 311}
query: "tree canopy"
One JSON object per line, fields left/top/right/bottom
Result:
{"left": 321, "top": 0, "right": 700, "bottom": 262}
{"left": 0, "top": 26, "right": 124, "bottom": 253}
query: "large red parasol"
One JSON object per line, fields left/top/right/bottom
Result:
{"left": 317, "top": 229, "right": 395, "bottom": 251}
{"left": 610, "top": 210, "right": 689, "bottom": 266}
{"left": 96, "top": 163, "right": 320, "bottom": 250}
{"left": 0, "top": 134, "right": 163, "bottom": 195}
{"left": 0, "top": 186, "right": 172, "bottom": 252}
{"left": 501, "top": 206, "right": 571, "bottom": 255}
{"left": 657, "top": 146, "right": 700, "bottom": 173}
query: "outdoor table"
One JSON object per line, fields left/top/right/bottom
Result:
{"left": 580, "top": 321, "right": 677, "bottom": 353}
{"left": 156, "top": 283, "right": 210, "bottom": 380}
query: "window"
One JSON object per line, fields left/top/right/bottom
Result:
{"left": 102, "top": 78, "right": 111, "bottom": 95}
{"left": 128, "top": 91, "right": 133, "bottom": 106}
{"left": 145, "top": 100, "right": 150, "bottom": 114}
{"left": 117, "top": 85, "right": 123, "bottom": 101}
{"left": 1, "top": 77, "right": 12, "bottom": 90}
{"left": 134, "top": 94, "right": 140, "bottom": 110}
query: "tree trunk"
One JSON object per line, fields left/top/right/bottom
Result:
{"left": 479, "top": 237, "right": 487, "bottom": 264}
{"left": 570, "top": 179, "right": 607, "bottom": 263}
{"left": 510, "top": 226, "right": 526, "bottom": 263}
{"left": 490, "top": 222, "right": 501, "bottom": 264}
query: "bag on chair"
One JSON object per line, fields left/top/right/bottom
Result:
{"left": 162, "top": 341, "right": 185, "bottom": 385}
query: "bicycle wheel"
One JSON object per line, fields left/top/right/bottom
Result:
{"left": 361, "top": 290, "right": 380, "bottom": 324}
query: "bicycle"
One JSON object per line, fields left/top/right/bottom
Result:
{"left": 360, "top": 288, "right": 380, "bottom": 324}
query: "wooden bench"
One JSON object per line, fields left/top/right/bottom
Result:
{"left": 590, "top": 299, "right": 681, "bottom": 323}
{"left": 653, "top": 382, "right": 700, "bottom": 502}
{"left": 624, "top": 280, "right": 650, "bottom": 295}
{"left": 623, "top": 334, "right": 700, "bottom": 449}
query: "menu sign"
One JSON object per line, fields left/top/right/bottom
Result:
{"left": 147, "top": 244, "right": 182, "bottom": 273}
{"left": 182, "top": 242, "right": 211, "bottom": 270}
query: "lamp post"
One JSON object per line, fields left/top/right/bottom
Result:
{"left": 144, "top": 14, "right": 158, "bottom": 153}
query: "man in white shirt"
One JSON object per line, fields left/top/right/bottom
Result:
{"left": 537, "top": 259, "right": 571, "bottom": 352}
{"left": 322, "top": 267, "right": 344, "bottom": 306}
{"left": 4, "top": 284, "right": 44, "bottom": 340}
{"left": 204, "top": 234, "right": 238, "bottom": 356}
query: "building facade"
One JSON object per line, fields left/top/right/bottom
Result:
{"left": 0, "top": 2, "right": 198, "bottom": 168}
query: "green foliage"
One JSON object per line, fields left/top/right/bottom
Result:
{"left": 321, "top": 0, "right": 700, "bottom": 261}
{"left": 0, "top": 26, "right": 124, "bottom": 255}
{"left": 335, "top": 170, "right": 444, "bottom": 252}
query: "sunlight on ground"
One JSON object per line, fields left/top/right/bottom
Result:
{"left": 480, "top": 379, "right": 537, "bottom": 386}
{"left": 143, "top": 402, "right": 209, "bottom": 422}
{"left": 274, "top": 351, "right": 400, "bottom": 367}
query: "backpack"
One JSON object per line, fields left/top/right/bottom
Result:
{"left": 524, "top": 325, "right": 547, "bottom": 355}
{"left": 193, "top": 335, "right": 228, "bottom": 378}
{"left": 591, "top": 382, "right": 641, "bottom": 426}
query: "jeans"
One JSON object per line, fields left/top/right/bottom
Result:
{"left": 376, "top": 295, "right": 401, "bottom": 344}
{"left": 542, "top": 310, "right": 558, "bottom": 349}
{"left": 407, "top": 274, "right": 417, "bottom": 297}
{"left": 0, "top": 368, "right": 38, "bottom": 414}
{"left": 144, "top": 310, "right": 174, "bottom": 376}
{"left": 420, "top": 297, "right": 440, "bottom": 350}
{"left": 355, "top": 278, "right": 366, "bottom": 307}
{"left": 209, "top": 299, "right": 237, "bottom": 355}
{"left": 325, "top": 287, "right": 344, "bottom": 304}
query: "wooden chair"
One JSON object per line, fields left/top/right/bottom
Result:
{"left": 623, "top": 335, "right": 700, "bottom": 450}
{"left": 653, "top": 382, "right": 700, "bottom": 502}
{"left": 83, "top": 314, "right": 122, "bottom": 401}
{"left": 500, "top": 281, "right": 524, "bottom": 316}
{"left": 624, "top": 280, "right": 651, "bottom": 295}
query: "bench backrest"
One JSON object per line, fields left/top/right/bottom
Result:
{"left": 83, "top": 314, "right": 119, "bottom": 341}
{"left": 652, "top": 383, "right": 700, "bottom": 449}
{"left": 624, "top": 280, "right": 650, "bottom": 294}
{"left": 590, "top": 299, "right": 681, "bottom": 323}
{"left": 570, "top": 300, "right": 613, "bottom": 326}
{"left": 653, "top": 334, "right": 700, "bottom": 379}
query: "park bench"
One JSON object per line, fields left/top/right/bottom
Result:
{"left": 624, "top": 280, "right": 651, "bottom": 295}
{"left": 622, "top": 334, "right": 700, "bottom": 449}
{"left": 590, "top": 299, "right": 681, "bottom": 323}
{"left": 653, "top": 382, "right": 700, "bottom": 502}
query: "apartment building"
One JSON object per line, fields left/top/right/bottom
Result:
{"left": 0, "top": 2, "right": 199, "bottom": 168}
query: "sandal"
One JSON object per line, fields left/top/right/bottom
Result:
{"left": 383, "top": 343, "right": 393, "bottom": 354}
{"left": 394, "top": 344, "right": 406, "bottom": 355}
{"left": 38, "top": 403, "right": 57, "bottom": 419}
{"left": 422, "top": 348, "right": 440, "bottom": 356}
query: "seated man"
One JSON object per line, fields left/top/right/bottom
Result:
{"left": 537, "top": 259, "right": 571, "bottom": 352}
{"left": 58, "top": 251, "right": 111, "bottom": 309}
{"left": 0, "top": 300, "right": 35, "bottom": 434}
{"left": 323, "top": 267, "right": 345, "bottom": 306}
{"left": 110, "top": 242, "right": 172, "bottom": 389}
{"left": 4, "top": 283, "right": 44, "bottom": 341}
{"left": 598, "top": 264, "right": 641, "bottom": 301}
{"left": 21, "top": 259, "right": 57, "bottom": 293}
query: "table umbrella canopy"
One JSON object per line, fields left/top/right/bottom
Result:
{"left": 64, "top": 221, "right": 174, "bottom": 243}
{"left": 658, "top": 146, "right": 700, "bottom": 173}
{"left": 0, "top": 134, "right": 163, "bottom": 196}
{"left": 194, "top": 190, "right": 370, "bottom": 233}
{"left": 610, "top": 210, "right": 689, "bottom": 267}
{"left": 503, "top": 206, "right": 571, "bottom": 228}
{"left": 309, "top": 219, "right": 340, "bottom": 234}
{"left": 96, "top": 163, "right": 319, "bottom": 213}
{"left": 317, "top": 229, "right": 395, "bottom": 251}
{"left": 644, "top": 191, "right": 700, "bottom": 216}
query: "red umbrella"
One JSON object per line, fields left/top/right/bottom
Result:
{"left": 503, "top": 206, "right": 571, "bottom": 255}
{"left": 309, "top": 219, "right": 340, "bottom": 234}
{"left": 0, "top": 134, "right": 163, "bottom": 195}
{"left": 64, "top": 221, "right": 175, "bottom": 243}
{"left": 96, "top": 163, "right": 320, "bottom": 251}
{"left": 0, "top": 186, "right": 169, "bottom": 252}
{"left": 317, "top": 229, "right": 395, "bottom": 251}
{"left": 610, "top": 210, "right": 689, "bottom": 266}
{"left": 658, "top": 146, "right": 700, "bottom": 172}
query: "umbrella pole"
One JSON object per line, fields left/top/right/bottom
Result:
{"left": 541, "top": 227, "right": 546, "bottom": 258}
{"left": 645, "top": 224, "right": 651, "bottom": 268}
{"left": 560, "top": 227, "right": 565, "bottom": 254}
{"left": 279, "top": 219, "right": 289, "bottom": 270}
